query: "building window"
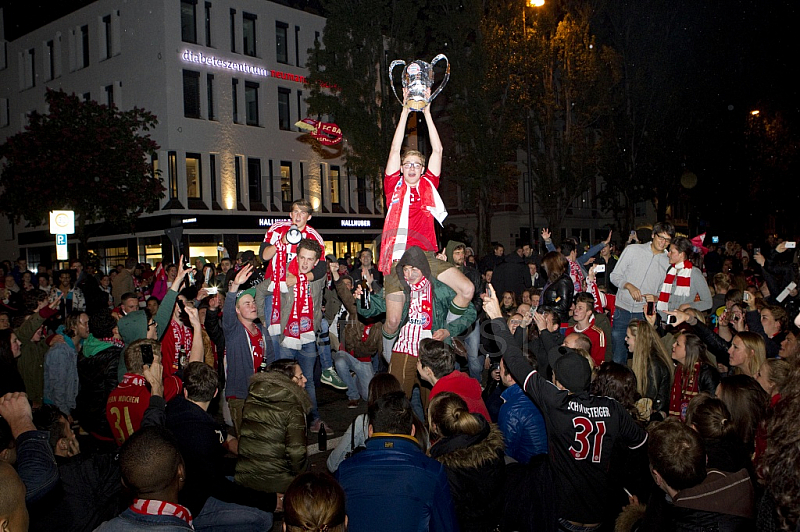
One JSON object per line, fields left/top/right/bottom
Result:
{"left": 46, "top": 40, "right": 55, "bottom": 80}
{"left": 80, "top": 25, "right": 89, "bottom": 68}
{"left": 296, "top": 90, "right": 302, "bottom": 122}
{"left": 232, "top": 78, "right": 239, "bottom": 123}
{"left": 205, "top": 2, "right": 212, "bottom": 47}
{"left": 295, "top": 26, "right": 301, "bottom": 66}
{"left": 357, "top": 175, "right": 367, "bottom": 208}
{"left": 281, "top": 161, "right": 292, "bottom": 207}
{"left": 235, "top": 156, "right": 242, "bottom": 205}
{"left": 181, "top": 0, "right": 197, "bottom": 44}
{"left": 105, "top": 84, "right": 114, "bottom": 107}
{"left": 209, "top": 154, "right": 217, "bottom": 203}
{"left": 207, "top": 74, "right": 215, "bottom": 120}
{"left": 186, "top": 153, "right": 202, "bottom": 199}
{"left": 276, "top": 22, "right": 288, "bottom": 64}
{"left": 278, "top": 88, "right": 290, "bottom": 130}
{"left": 168, "top": 151, "right": 178, "bottom": 199}
{"left": 83, "top": 92, "right": 91, "bottom": 101}
{"left": 22, "top": 48, "right": 35, "bottom": 88}
{"left": 0, "top": 98, "right": 9, "bottom": 128}
{"left": 102, "top": 15, "right": 112, "bottom": 59}
{"left": 245, "top": 81, "right": 259, "bottom": 126}
{"left": 248, "top": 158, "right": 262, "bottom": 202}
{"left": 183, "top": 70, "right": 201, "bottom": 118}
{"left": 330, "top": 165, "right": 340, "bottom": 205}
{"left": 152, "top": 153, "right": 159, "bottom": 187}
{"left": 243, "top": 13, "right": 256, "bottom": 57}
{"left": 229, "top": 9, "right": 236, "bottom": 52}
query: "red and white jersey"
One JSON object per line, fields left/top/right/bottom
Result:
{"left": 106, "top": 373, "right": 181, "bottom": 445}
{"left": 264, "top": 220, "right": 325, "bottom": 279}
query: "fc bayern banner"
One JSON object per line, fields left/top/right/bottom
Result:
{"left": 295, "top": 118, "right": 343, "bottom": 146}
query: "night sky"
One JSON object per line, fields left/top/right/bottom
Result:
{"left": 3, "top": 0, "right": 798, "bottom": 236}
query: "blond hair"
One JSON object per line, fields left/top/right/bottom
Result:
{"left": 427, "top": 392, "right": 482, "bottom": 440}
{"left": 736, "top": 331, "right": 766, "bottom": 377}
{"left": 401, "top": 149, "right": 426, "bottom": 166}
{"left": 628, "top": 320, "right": 674, "bottom": 397}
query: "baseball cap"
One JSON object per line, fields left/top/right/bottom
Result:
{"left": 552, "top": 348, "right": 591, "bottom": 393}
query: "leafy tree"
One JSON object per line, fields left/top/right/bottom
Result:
{"left": 526, "top": 5, "right": 620, "bottom": 237}
{"left": 305, "top": 0, "right": 426, "bottom": 191}
{"left": 0, "top": 89, "right": 163, "bottom": 258}
{"left": 429, "top": 0, "right": 528, "bottom": 255}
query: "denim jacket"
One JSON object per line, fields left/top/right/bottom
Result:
{"left": 16, "top": 430, "right": 59, "bottom": 503}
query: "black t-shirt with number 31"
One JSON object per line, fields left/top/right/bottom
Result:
{"left": 493, "top": 318, "right": 647, "bottom": 525}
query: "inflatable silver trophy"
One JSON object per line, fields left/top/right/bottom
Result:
{"left": 389, "top": 54, "right": 450, "bottom": 111}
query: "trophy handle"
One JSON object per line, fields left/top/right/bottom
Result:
{"left": 388, "top": 60, "right": 406, "bottom": 106}
{"left": 427, "top": 54, "right": 450, "bottom": 103}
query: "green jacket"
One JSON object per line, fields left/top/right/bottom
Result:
{"left": 235, "top": 371, "right": 312, "bottom": 493}
{"left": 358, "top": 283, "right": 476, "bottom": 344}
{"left": 16, "top": 312, "right": 48, "bottom": 404}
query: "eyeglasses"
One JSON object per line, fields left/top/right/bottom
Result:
{"left": 655, "top": 234, "right": 672, "bottom": 244}
{"left": 402, "top": 162, "right": 423, "bottom": 170}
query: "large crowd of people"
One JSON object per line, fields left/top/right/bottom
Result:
{"left": 2, "top": 93, "right": 800, "bottom": 532}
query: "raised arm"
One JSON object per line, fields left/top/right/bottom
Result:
{"left": 422, "top": 103, "right": 443, "bottom": 176}
{"left": 386, "top": 105, "right": 412, "bottom": 176}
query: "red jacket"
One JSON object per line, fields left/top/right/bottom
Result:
{"left": 430, "top": 371, "right": 491, "bottom": 422}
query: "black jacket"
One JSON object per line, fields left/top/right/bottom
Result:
{"left": 28, "top": 452, "right": 124, "bottom": 532}
{"left": 492, "top": 254, "right": 532, "bottom": 300}
{"left": 429, "top": 416, "right": 506, "bottom": 532}
{"left": 542, "top": 274, "right": 574, "bottom": 323}
{"left": 165, "top": 396, "right": 277, "bottom": 516}
{"left": 75, "top": 345, "right": 123, "bottom": 439}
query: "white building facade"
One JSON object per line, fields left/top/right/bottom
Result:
{"left": 0, "top": 0, "right": 383, "bottom": 270}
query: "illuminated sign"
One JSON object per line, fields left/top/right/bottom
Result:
{"left": 341, "top": 219, "right": 371, "bottom": 228}
{"left": 180, "top": 50, "right": 338, "bottom": 89}
{"left": 182, "top": 217, "right": 198, "bottom": 223}
{"left": 181, "top": 50, "right": 269, "bottom": 77}
{"left": 296, "top": 118, "right": 343, "bottom": 145}
{"left": 258, "top": 217, "right": 289, "bottom": 227}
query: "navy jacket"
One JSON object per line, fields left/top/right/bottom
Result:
{"left": 498, "top": 384, "right": 548, "bottom": 463}
{"left": 337, "top": 434, "right": 459, "bottom": 532}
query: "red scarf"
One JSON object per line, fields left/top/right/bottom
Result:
{"left": 657, "top": 260, "right": 693, "bottom": 311}
{"left": 280, "top": 259, "right": 315, "bottom": 349}
{"left": 669, "top": 362, "right": 700, "bottom": 421}
{"left": 378, "top": 174, "right": 446, "bottom": 276}
{"left": 130, "top": 499, "right": 193, "bottom": 527}
{"left": 393, "top": 277, "right": 434, "bottom": 357}
{"left": 267, "top": 222, "right": 323, "bottom": 339}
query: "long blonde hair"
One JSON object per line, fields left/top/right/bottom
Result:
{"left": 735, "top": 331, "right": 766, "bottom": 377}
{"left": 628, "top": 320, "right": 674, "bottom": 397}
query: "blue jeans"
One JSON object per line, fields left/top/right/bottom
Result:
{"left": 463, "top": 321, "right": 483, "bottom": 380}
{"left": 611, "top": 308, "right": 643, "bottom": 364}
{"left": 318, "top": 318, "right": 333, "bottom": 370}
{"left": 278, "top": 342, "right": 320, "bottom": 422}
{"left": 333, "top": 350, "right": 374, "bottom": 401}
{"left": 194, "top": 496, "right": 273, "bottom": 532}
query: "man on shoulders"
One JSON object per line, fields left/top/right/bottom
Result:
{"left": 337, "top": 391, "right": 458, "bottom": 532}
{"left": 609, "top": 222, "right": 674, "bottom": 364}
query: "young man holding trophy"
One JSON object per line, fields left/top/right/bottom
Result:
{"left": 377, "top": 84, "right": 474, "bottom": 364}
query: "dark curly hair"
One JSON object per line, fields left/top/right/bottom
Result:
{"left": 590, "top": 362, "right": 642, "bottom": 422}
{"left": 761, "top": 357, "right": 800, "bottom": 531}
